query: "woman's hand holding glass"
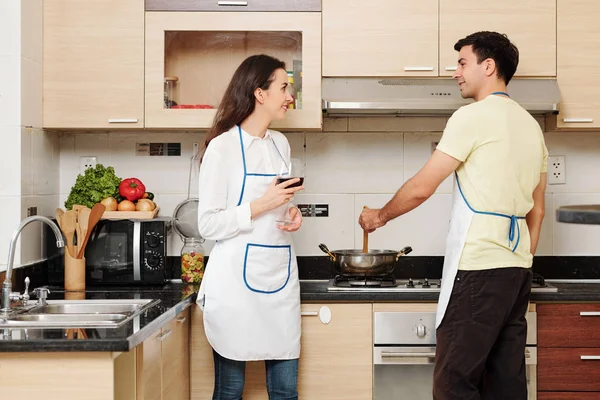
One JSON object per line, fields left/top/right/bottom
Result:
{"left": 250, "top": 177, "right": 304, "bottom": 219}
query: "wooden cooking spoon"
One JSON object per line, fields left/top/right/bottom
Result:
{"left": 76, "top": 203, "right": 106, "bottom": 259}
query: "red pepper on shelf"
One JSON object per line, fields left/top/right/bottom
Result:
{"left": 119, "top": 178, "right": 146, "bottom": 202}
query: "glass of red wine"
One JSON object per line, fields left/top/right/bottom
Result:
{"left": 276, "top": 158, "right": 304, "bottom": 227}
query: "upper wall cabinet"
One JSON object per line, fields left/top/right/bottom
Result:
{"left": 43, "top": 0, "right": 145, "bottom": 129}
{"left": 145, "top": 11, "right": 322, "bottom": 130}
{"left": 322, "top": 0, "right": 439, "bottom": 77}
{"left": 439, "top": 0, "right": 556, "bottom": 77}
{"left": 555, "top": 0, "right": 600, "bottom": 129}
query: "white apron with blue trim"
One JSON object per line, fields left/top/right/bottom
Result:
{"left": 436, "top": 173, "right": 525, "bottom": 329}
{"left": 200, "top": 126, "right": 300, "bottom": 361}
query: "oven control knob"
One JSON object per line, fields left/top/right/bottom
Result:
{"left": 146, "top": 233, "right": 161, "bottom": 248}
{"left": 416, "top": 324, "right": 427, "bottom": 338}
{"left": 145, "top": 253, "right": 162, "bottom": 270}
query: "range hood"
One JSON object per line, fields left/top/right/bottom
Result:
{"left": 322, "top": 77, "right": 560, "bottom": 116}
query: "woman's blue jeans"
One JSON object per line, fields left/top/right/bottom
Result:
{"left": 212, "top": 350, "right": 299, "bottom": 400}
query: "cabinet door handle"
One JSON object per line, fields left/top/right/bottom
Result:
{"left": 581, "top": 355, "right": 600, "bottom": 360}
{"left": 404, "top": 67, "right": 434, "bottom": 72}
{"left": 177, "top": 317, "right": 187, "bottom": 323}
{"left": 444, "top": 66, "right": 457, "bottom": 71}
{"left": 108, "top": 118, "right": 138, "bottom": 123}
{"left": 157, "top": 329, "right": 172, "bottom": 341}
{"left": 562, "top": 118, "right": 594, "bottom": 123}
{"left": 217, "top": 1, "right": 248, "bottom": 5}
{"left": 580, "top": 311, "right": 600, "bottom": 316}
{"left": 301, "top": 306, "right": 332, "bottom": 324}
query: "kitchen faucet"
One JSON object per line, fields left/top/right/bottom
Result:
{"left": 0, "top": 216, "right": 64, "bottom": 313}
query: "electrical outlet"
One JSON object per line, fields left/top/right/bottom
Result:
{"left": 80, "top": 156, "right": 97, "bottom": 174}
{"left": 548, "top": 155, "right": 566, "bottom": 185}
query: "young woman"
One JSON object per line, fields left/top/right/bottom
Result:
{"left": 197, "top": 54, "right": 305, "bottom": 400}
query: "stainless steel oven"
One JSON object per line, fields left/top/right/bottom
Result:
{"left": 373, "top": 309, "right": 537, "bottom": 399}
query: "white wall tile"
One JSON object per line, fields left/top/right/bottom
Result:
{"left": 21, "top": 126, "right": 33, "bottom": 196}
{"left": 0, "top": 0, "right": 20, "bottom": 58}
{"left": 290, "top": 194, "right": 355, "bottom": 256}
{"left": 283, "top": 132, "right": 305, "bottom": 162}
{"left": 354, "top": 194, "right": 452, "bottom": 256}
{"left": 0, "top": 55, "right": 21, "bottom": 126}
{"left": 323, "top": 117, "right": 348, "bottom": 132}
{"left": 0, "top": 126, "right": 22, "bottom": 196}
{"left": 32, "top": 129, "right": 60, "bottom": 195}
{"left": 403, "top": 132, "right": 452, "bottom": 193}
{"left": 21, "top": 58, "right": 42, "bottom": 128}
{"left": 0, "top": 196, "right": 23, "bottom": 271}
{"left": 534, "top": 194, "right": 554, "bottom": 256}
{"left": 544, "top": 132, "right": 600, "bottom": 194}
{"left": 59, "top": 133, "right": 110, "bottom": 195}
{"left": 305, "top": 132, "right": 404, "bottom": 194}
{"left": 553, "top": 194, "right": 600, "bottom": 255}
{"left": 21, "top": 0, "right": 43, "bottom": 63}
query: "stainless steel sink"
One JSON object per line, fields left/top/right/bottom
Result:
{"left": 0, "top": 298, "right": 161, "bottom": 329}
{"left": 31, "top": 299, "right": 158, "bottom": 315}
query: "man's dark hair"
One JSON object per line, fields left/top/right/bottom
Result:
{"left": 454, "top": 31, "right": 519, "bottom": 85}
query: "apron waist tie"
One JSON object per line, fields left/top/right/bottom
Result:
{"left": 455, "top": 174, "right": 525, "bottom": 252}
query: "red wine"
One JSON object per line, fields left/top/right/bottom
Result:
{"left": 277, "top": 177, "right": 304, "bottom": 188}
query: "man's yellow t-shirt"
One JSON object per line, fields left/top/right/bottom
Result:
{"left": 436, "top": 94, "right": 548, "bottom": 271}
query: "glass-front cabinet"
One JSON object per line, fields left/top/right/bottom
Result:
{"left": 145, "top": 11, "right": 322, "bottom": 129}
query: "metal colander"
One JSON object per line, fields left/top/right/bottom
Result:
{"left": 173, "top": 198, "right": 202, "bottom": 240}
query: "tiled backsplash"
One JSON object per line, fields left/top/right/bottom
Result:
{"left": 49, "top": 117, "right": 600, "bottom": 260}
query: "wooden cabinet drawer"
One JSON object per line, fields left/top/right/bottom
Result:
{"left": 146, "top": 0, "right": 320, "bottom": 12}
{"left": 538, "top": 304, "right": 600, "bottom": 347}
{"left": 538, "top": 348, "right": 600, "bottom": 391}
{"left": 538, "top": 393, "right": 600, "bottom": 400}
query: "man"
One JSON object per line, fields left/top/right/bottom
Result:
{"left": 359, "top": 31, "right": 547, "bottom": 399}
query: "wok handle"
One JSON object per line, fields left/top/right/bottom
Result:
{"left": 395, "top": 246, "right": 413, "bottom": 261}
{"left": 318, "top": 243, "right": 336, "bottom": 262}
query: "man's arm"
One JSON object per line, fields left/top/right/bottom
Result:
{"left": 378, "top": 150, "right": 461, "bottom": 223}
{"left": 526, "top": 173, "right": 547, "bottom": 255}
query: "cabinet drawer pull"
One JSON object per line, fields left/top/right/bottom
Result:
{"left": 382, "top": 351, "right": 436, "bottom": 359}
{"left": 444, "top": 66, "right": 457, "bottom": 71}
{"left": 301, "top": 306, "right": 332, "bottom": 324}
{"left": 158, "top": 329, "right": 172, "bottom": 341}
{"left": 581, "top": 355, "right": 600, "bottom": 360}
{"left": 177, "top": 317, "right": 187, "bottom": 323}
{"left": 580, "top": 311, "right": 600, "bottom": 316}
{"left": 217, "top": 1, "right": 248, "bottom": 5}
{"left": 108, "top": 118, "right": 138, "bottom": 124}
{"left": 562, "top": 118, "right": 594, "bottom": 123}
{"left": 404, "top": 67, "right": 434, "bottom": 72}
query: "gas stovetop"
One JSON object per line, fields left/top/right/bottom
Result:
{"left": 326, "top": 275, "right": 558, "bottom": 293}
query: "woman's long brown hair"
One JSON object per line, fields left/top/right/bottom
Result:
{"left": 204, "top": 54, "right": 286, "bottom": 150}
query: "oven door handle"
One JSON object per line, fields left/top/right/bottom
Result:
{"left": 381, "top": 351, "right": 436, "bottom": 359}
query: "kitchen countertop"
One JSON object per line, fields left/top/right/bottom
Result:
{"left": 299, "top": 280, "right": 600, "bottom": 302}
{"left": 2, "top": 279, "right": 600, "bottom": 352}
{"left": 0, "top": 281, "right": 197, "bottom": 352}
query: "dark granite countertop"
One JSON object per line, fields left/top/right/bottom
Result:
{"left": 0, "top": 281, "right": 198, "bottom": 353}
{"left": 299, "top": 280, "right": 600, "bottom": 302}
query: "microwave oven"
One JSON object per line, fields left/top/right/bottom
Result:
{"left": 45, "top": 218, "right": 172, "bottom": 285}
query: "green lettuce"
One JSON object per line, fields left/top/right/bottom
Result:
{"left": 64, "top": 164, "right": 122, "bottom": 210}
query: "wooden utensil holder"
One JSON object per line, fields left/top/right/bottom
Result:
{"left": 64, "top": 251, "right": 86, "bottom": 291}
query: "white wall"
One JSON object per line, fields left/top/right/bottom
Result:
{"left": 57, "top": 116, "right": 600, "bottom": 258}
{"left": 0, "top": 0, "right": 60, "bottom": 271}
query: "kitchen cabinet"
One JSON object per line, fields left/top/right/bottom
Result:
{"left": 538, "top": 303, "right": 600, "bottom": 396}
{"left": 137, "top": 308, "right": 191, "bottom": 400}
{"left": 43, "top": 0, "right": 145, "bottom": 129}
{"left": 322, "top": 0, "right": 438, "bottom": 77}
{"left": 555, "top": 0, "right": 600, "bottom": 130}
{"left": 145, "top": 11, "right": 322, "bottom": 130}
{"left": 439, "top": 0, "right": 556, "bottom": 77}
{"left": 539, "top": 394, "right": 600, "bottom": 400}
{"left": 190, "top": 303, "right": 373, "bottom": 400}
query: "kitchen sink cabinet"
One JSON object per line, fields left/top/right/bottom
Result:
{"left": 137, "top": 308, "right": 191, "bottom": 400}
{"left": 145, "top": 11, "right": 322, "bottom": 130}
{"left": 439, "top": 0, "right": 556, "bottom": 77}
{"left": 43, "top": 0, "right": 145, "bottom": 129}
{"left": 322, "top": 0, "right": 439, "bottom": 77}
{"left": 538, "top": 303, "right": 600, "bottom": 396}
{"left": 190, "top": 303, "right": 373, "bottom": 400}
{"left": 554, "top": 0, "right": 600, "bottom": 130}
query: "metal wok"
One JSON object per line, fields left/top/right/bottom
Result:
{"left": 319, "top": 243, "right": 412, "bottom": 277}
